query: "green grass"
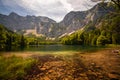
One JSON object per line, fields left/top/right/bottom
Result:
{"left": 0, "top": 55, "right": 36, "bottom": 80}
{"left": 105, "top": 44, "right": 120, "bottom": 48}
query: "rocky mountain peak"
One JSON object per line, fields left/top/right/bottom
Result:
{"left": 0, "top": 3, "right": 114, "bottom": 38}
{"left": 9, "top": 12, "right": 20, "bottom": 17}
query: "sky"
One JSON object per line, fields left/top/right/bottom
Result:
{"left": 0, "top": 0, "right": 98, "bottom": 22}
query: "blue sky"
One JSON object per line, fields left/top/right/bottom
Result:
{"left": 0, "top": 0, "right": 97, "bottom": 22}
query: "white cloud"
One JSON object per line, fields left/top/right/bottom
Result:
{"left": 0, "top": 0, "right": 97, "bottom": 22}
{"left": 67, "top": 0, "right": 97, "bottom": 11}
{"left": 59, "top": 0, "right": 73, "bottom": 12}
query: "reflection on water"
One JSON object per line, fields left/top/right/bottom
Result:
{"left": 4, "top": 45, "right": 104, "bottom": 53}
{"left": 25, "top": 45, "right": 83, "bottom": 52}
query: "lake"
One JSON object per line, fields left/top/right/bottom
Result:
{"left": 4, "top": 45, "right": 104, "bottom": 53}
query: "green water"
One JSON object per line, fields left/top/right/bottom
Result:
{"left": 13, "top": 45, "right": 104, "bottom": 52}
{"left": 1, "top": 45, "right": 106, "bottom": 54}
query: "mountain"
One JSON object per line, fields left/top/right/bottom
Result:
{"left": 61, "top": 12, "right": 120, "bottom": 45}
{"left": 0, "top": 3, "right": 114, "bottom": 38}
{"left": 59, "top": 3, "right": 114, "bottom": 35}
{"left": 0, "top": 12, "right": 58, "bottom": 37}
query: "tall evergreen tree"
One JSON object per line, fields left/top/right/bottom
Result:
{"left": 20, "top": 35, "right": 26, "bottom": 48}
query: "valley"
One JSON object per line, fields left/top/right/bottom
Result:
{"left": 0, "top": 1, "right": 120, "bottom": 80}
{"left": 0, "top": 3, "right": 114, "bottom": 38}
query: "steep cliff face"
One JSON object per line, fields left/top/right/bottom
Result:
{"left": 0, "top": 3, "right": 114, "bottom": 38}
{"left": 59, "top": 3, "right": 114, "bottom": 34}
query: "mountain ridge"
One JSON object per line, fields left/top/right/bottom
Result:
{"left": 0, "top": 2, "right": 114, "bottom": 38}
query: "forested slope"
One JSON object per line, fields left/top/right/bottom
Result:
{"left": 0, "top": 24, "right": 26, "bottom": 51}
{"left": 61, "top": 12, "right": 120, "bottom": 45}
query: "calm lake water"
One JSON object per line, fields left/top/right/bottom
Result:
{"left": 7, "top": 45, "right": 104, "bottom": 53}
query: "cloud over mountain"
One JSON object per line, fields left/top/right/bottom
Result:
{"left": 0, "top": 0, "right": 97, "bottom": 22}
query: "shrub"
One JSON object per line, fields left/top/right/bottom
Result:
{"left": 0, "top": 55, "right": 35, "bottom": 79}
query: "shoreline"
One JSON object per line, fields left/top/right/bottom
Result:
{"left": 0, "top": 48, "right": 120, "bottom": 80}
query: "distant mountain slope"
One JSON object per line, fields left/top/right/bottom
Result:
{"left": 0, "top": 12, "right": 58, "bottom": 37}
{"left": 0, "top": 3, "right": 114, "bottom": 38}
{"left": 59, "top": 3, "right": 114, "bottom": 34}
{"left": 61, "top": 12, "right": 120, "bottom": 45}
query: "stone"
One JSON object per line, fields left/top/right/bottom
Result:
{"left": 95, "top": 66, "right": 101, "bottom": 69}
{"left": 112, "top": 50, "right": 120, "bottom": 54}
{"left": 108, "top": 73, "right": 118, "bottom": 79}
{"left": 91, "top": 63, "right": 96, "bottom": 66}
{"left": 40, "top": 68, "right": 46, "bottom": 71}
{"left": 48, "top": 70, "right": 54, "bottom": 73}
{"left": 98, "top": 76, "right": 103, "bottom": 79}
{"left": 79, "top": 73, "right": 87, "bottom": 77}
{"left": 43, "top": 76, "right": 50, "bottom": 80}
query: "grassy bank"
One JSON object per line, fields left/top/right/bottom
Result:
{"left": 0, "top": 55, "right": 36, "bottom": 80}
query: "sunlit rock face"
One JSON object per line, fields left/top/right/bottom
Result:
{"left": 58, "top": 3, "right": 114, "bottom": 35}
{"left": 0, "top": 12, "right": 58, "bottom": 37}
{"left": 0, "top": 3, "right": 114, "bottom": 38}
